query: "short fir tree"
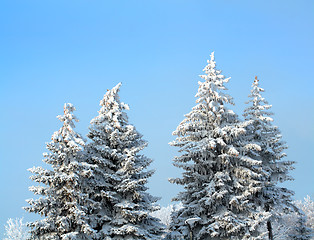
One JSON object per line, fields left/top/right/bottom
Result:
{"left": 84, "top": 83, "right": 164, "bottom": 239}
{"left": 25, "top": 103, "right": 93, "bottom": 240}
{"left": 243, "top": 77, "right": 311, "bottom": 240}
{"left": 167, "top": 53, "right": 268, "bottom": 240}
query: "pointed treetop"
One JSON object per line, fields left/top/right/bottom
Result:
{"left": 104, "top": 82, "right": 122, "bottom": 97}
{"left": 252, "top": 76, "right": 264, "bottom": 89}
{"left": 251, "top": 76, "right": 264, "bottom": 94}
{"left": 209, "top": 51, "right": 215, "bottom": 63}
{"left": 92, "top": 82, "right": 129, "bottom": 129}
{"left": 202, "top": 51, "right": 216, "bottom": 75}
{"left": 100, "top": 82, "right": 126, "bottom": 108}
{"left": 244, "top": 76, "right": 273, "bottom": 120}
{"left": 53, "top": 103, "right": 85, "bottom": 147}
{"left": 200, "top": 51, "right": 230, "bottom": 85}
{"left": 56, "top": 103, "right": 79, "bottom": 128}
{"left": 209, "top": 51, "right": 215, "bottom": 61}
{"left": 64, "top": 102, "right": 75, "bottom": 113}
{"left": 196, "top": 52, "right": 233, "bottom": 107}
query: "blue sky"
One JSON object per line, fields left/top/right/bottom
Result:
{"left": 0, "top": 0, "right": 313, "bottom": 235}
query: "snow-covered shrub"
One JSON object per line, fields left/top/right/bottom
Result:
{"left": 259, "top": 196, "right": 313, "bottom": 239}
{"left": 150, "top": 203, "right": 183, "bottom": 226}
{"left": 296, "top": 196, "right": 314, "bottom": 230}
{"left": 4, "top": 217, "right": 30, "bottom": 240}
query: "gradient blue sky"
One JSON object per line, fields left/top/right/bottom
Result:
{"left": 1, "top": 0, "right": 313, "bottom": 235}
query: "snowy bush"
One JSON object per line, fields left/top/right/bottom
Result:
{"left": 258, "top": 196, "right": 313, "bottom": 239}
{"left": 296, "top": 196, "right": 314, "bottom": 230}
{"left": 3, "top": 217, "right": 30, "bottom": 240}
{"left": 150, "top": 203, "right": 183, "bottom": 227}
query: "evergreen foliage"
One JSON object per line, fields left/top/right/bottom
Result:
{"left": 25, "top": 103, "right": 93, "bottom": 239}
{"left": 84, "top": 83, "right": 164, "bottom": 239}
{"left": 243, "top": 76, "right": 295, "bottom": 211}
{"left": 167, "top": 53, "right": 268, "bottom": 240}
{"left": 242, "top": 77, "right": 311, "bottom": 239}
{"left": 22, "top": 53, "right": 312, "bottom": 240}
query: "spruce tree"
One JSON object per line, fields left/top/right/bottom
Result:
{"left": 85, "top": 83, "right": 164, "bottom": 239}
{"left": 168, "top": 53, "right": 268, "bottom": 240}
{"left": 25, "top": 103, "right": 93, "bottom": 240}
{"left": 243, "top": 77, "right": 311, "bottom": 240}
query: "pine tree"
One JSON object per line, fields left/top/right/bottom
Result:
{"left": 25, "top": 103, "right": 94, "bottom": 240}
{"left": 85, "top": 83, "right": 164, "bottom": 239}
{"left": 243, "top": 77, "right": 310, "bottom": 239}
{"left": 167, "top": 53, "right": 268, "bottom": 240}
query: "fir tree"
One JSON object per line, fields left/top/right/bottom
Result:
{"left": 243, "top": 77, "right": 312, "bottom": 240}
{"left": 25, "top": 103, "right": 94, "bottom": 240}
{"left": 85, "top": 83, "right": 164, "bottom": 239}
{"left": 168, "top": 53, "right": 268, "bottom": 240}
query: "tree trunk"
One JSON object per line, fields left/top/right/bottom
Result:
{"left": 267, "top": 220, "right": 273, "bottom": 240}
{"left": 265, "top": 204, "right": 273, "bottom": 240}
{"left": 186, "top": 224, "right": 193, "bottom": 240}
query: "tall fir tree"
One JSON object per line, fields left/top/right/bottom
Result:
{"left": 84, "top": 83, "right": 164, "bottom": 239}
{"left": 167, "top": 53, "right": 268, "bottom": 240}
{"left": 243, "top": 77, "right": 311, "bottom": 240}
{"left": 25, "top": 103, "right": 94, "bottom": 240}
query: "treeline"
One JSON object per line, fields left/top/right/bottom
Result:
{"left": 9, "top": 53, "right": 314, "bottom": 239}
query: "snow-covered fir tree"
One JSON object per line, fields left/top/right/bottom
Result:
{"left": 84, "top": 83, "right": 164, "bottom": 239}
{"left": 167, "top": 53, "right": 269, "bottom": 240}
{"left": 25, "top": 103, "right": 94, "bottom": 240}
{"left": 243, "top": 77, "right": 311, "bottom": 239}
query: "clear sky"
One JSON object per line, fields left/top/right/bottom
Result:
{"left": 0, "top": 0, "right": 313, "bottom": 235}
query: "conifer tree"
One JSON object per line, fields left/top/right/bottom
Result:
{"left": 85, "top": 83, "right": 164, "bottom": 239}
{"left": 25, "top": 103, "right": 93, "bottom": 240}
{"left": 168, "top": 53, "right": 268, "bottom": 240}
{"left": 243, "top": 77, "right": 311, "bottom": 240}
